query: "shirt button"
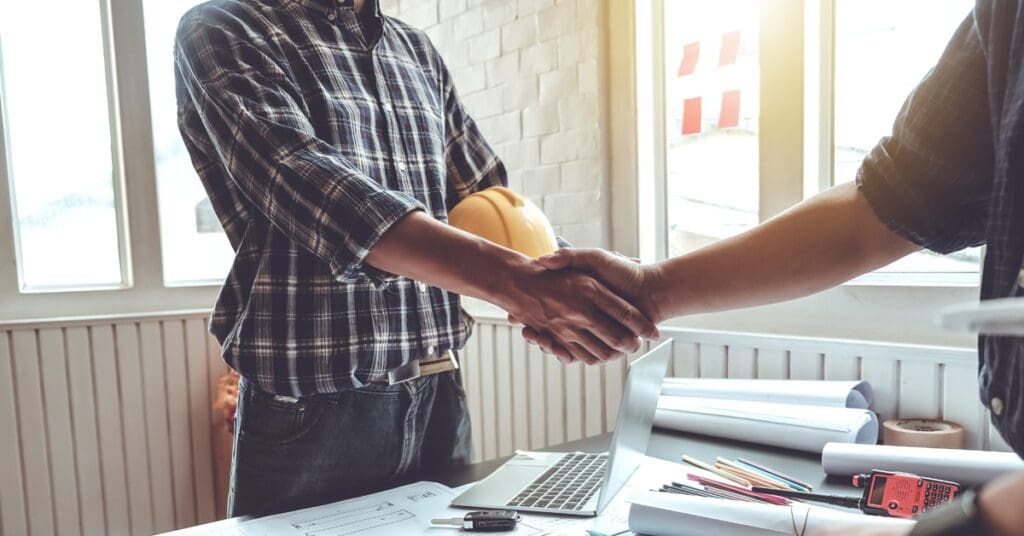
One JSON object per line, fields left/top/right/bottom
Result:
{"left": 416, "top": 281, "right": 428, "bottom": 293}
{"left": 397, "top": 162, "right": 407, "bottom": 171}
{"left": 383, "top": 103, "right": 393, "bottom": 112}
{"left": 991, "top": 396, "right": 1005, "bottom": 416}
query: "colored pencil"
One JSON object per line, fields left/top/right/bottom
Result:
{"left": 672, "top": 482, "right": 759, "bottom": 503}
{"left": 662, "top": 483, "right": 760, "bottom": 503}
{"left": 715, "top": 458, "right": 790, "bottom": 490}
{"left": 733, "top": 459, "right": 810, "bottom": 492}
{"left": 681, "top": 455, "right": 751, "bottom": 487}
{"left": 685, "top": 473, "right": 790, "bottom": 506}
{"left": 737, "top": 457, "right": 814, "bottom": 490}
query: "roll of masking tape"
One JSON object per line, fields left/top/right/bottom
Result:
{"left": 882, "top": 419, "right": 965, "bottom": 449}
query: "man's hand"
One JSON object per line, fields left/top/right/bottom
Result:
{"left": 498, "top": 259, "right": 659, "bottom": 365}
{"left": 512, "top": 248, "right": 664, "bottom": 359}
{"left": 364, "top": 212, "right": 658, "bottom": 364}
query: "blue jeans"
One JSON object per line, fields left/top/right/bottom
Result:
{"left": 227, "top": 370, "right": 472, "bottom": 517}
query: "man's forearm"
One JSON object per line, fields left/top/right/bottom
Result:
{"left": 651, "top": 182, "right": 920, "bottom": 319}
{"left": 365, "top": 210, "right": 527, "bottom": 308}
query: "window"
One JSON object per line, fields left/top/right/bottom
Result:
{"left": 663, "top": 0, "right": 760, "bottom": 257}
{"left": 144, "top": 0, "right": 234, "bottom": 285}
{"left": 0, "top": 1, "right": 125, "bottom": 290}
{"left": 640, "top": 0, "right": 981, "bottom": 284}
{"left": 828, "top": 0, "right": 979, "bottom": 280}
{"left": 0, "top": 2, "right": 226, "bottom": 320}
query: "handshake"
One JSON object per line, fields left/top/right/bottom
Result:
{"left": 497, "top": 248, "right": 666, "bottom": 365}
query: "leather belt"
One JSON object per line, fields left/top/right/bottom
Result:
{"left": 368, "top": 349, "right": 459, "bottom": 385}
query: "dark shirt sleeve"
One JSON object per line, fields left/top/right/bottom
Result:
{"left": 174, "top": 17, "right": 423, "bottom": 283}
{"left": 856, "top": 10, "right": 995, "bottom": 254}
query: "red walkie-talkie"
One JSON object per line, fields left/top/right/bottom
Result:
{"left": 752, "top": 470, "right": 961, "bottom": 518}
{"left": 854, "top": 470, "right": 960, "bottom": 517}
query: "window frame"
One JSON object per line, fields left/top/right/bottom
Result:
{"left": 0, "top": 0, "right": 219, "bottom": 323}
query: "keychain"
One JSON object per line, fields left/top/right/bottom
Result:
{"left": 431, "top": 510, "right": 521, "bottom": 532}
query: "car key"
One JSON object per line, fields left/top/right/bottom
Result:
{"left": 431, "top": 510, "right": 521, "bottom": 532}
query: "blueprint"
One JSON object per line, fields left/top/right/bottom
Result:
{"left": 229, "top": 482, "right": 461, "bottom": 536}
{"left": 211, "top": 480, "right": 611, "bottom": 536}
{"left": 162, "top": 464, "right": 665, "bottom": 536}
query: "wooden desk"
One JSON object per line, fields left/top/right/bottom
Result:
{"left": 163, "top": 428, "right": 855, "bottom": 534}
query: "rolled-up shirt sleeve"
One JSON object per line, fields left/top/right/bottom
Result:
{"left": 856, "top": 11, "right": 994, "bottom": 254}
{"left": 175, "top": 18, "right": 423, "bottom": 282}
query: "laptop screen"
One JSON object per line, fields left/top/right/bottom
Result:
{"left": 594, "top": 340, "right": 672, "bottom": 512}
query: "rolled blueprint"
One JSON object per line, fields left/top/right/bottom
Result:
{"left": 822, "top": 442, "right": 1024, "bottom": 487}
{"left": 654, "top": 397, "right": 878, "bottom": 453}
{"left": 661, "top": 378, "right": 873, "bottom": 409}
{"left": 627, "top": 491, "right": 913, "bottom": 536}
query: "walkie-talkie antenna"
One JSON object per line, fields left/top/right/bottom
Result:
{"left": 750, "top": 487, "right": 862, "bottom": 509}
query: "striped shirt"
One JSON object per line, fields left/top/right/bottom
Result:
{"left": 174, "top": 0, "right": 506, "bottom": 395}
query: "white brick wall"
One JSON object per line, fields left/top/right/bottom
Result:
{"left": 381, "top": 0, "right": 609, "bottom": 247}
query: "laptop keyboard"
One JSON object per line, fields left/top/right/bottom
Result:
{"left": 506, "top": 453, "right": 608, "bottom": 511}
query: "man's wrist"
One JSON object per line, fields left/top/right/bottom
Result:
{"left": 464, "top": 240, "right": 534, "bottom": 310}
{"left": 637, "top": 262, "right": 669, "bottom": 324}
{"left": 649, "top": 258, "right": 702, "bottom": 320}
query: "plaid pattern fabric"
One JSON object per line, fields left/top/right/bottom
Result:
{"left": 174, "top": 0, "right": 506, "bottom": 396}
{"left": 857, "top": 2, "right": 1024, "bottom": 454}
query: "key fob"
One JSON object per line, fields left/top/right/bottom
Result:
{"left": 463, "top": 510, "right": 520, "bottom": 532}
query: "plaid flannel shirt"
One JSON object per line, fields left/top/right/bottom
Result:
{"left": 175, "top": 0, "right": 506, "bottom": 396}
{"left": 857, "top": 2, "right": 1024, "bottom": 455}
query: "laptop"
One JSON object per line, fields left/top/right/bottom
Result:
{"left": 451, "top": 340, "right": 671, "bottom": 517}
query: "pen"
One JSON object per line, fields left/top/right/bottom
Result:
{"left": 660, "top": 484, "right": 720, "bottom": 499}
{"left": 681, "top": 455, "right": 752, "bottom": 487}
{"left": 750, "top": 487, "right": 861, "bottom": 509}
{"left": 665, "top": 483, "right": 752, "bottom": 502}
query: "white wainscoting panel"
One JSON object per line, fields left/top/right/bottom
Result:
{"left": 0, "top": 312, "right": 1013, "bottom": 536}
{"left": 1, "top": 313, "right": 230, "bottom": 536}
{"left": 458, "top": 320, "right": 1009, "bottom": 461}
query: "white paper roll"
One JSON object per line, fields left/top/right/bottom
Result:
{"left": 660, "top": 378, "right": 873, "bottom": 409}
{"left": 654, "top": 397, "right": 878, "bottom": 453}
{"left": 821, "top": 442, "right": 1024, "bottom": 486}
{"left": 626, "top": 491, "right": 913, "bottom": 536}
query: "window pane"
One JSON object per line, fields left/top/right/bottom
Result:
{"left": 1, "top": 2, "right": 122, "bottom": 289}
{"left": 144, "top": 0, "right": 234, "bottom": 285}
{"left": 834, "top": 0, "right": 978, "bottom": 277}
{"left": 664, "top": 0, "right": 759, "bottom": 257}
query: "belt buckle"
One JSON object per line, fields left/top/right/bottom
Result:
{"left": 379, "top": 349, "right": 458, "bottom": 385}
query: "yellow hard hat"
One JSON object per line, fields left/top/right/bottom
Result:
{"left": 448, "top": 187, "right": 558, "bottom": 258}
